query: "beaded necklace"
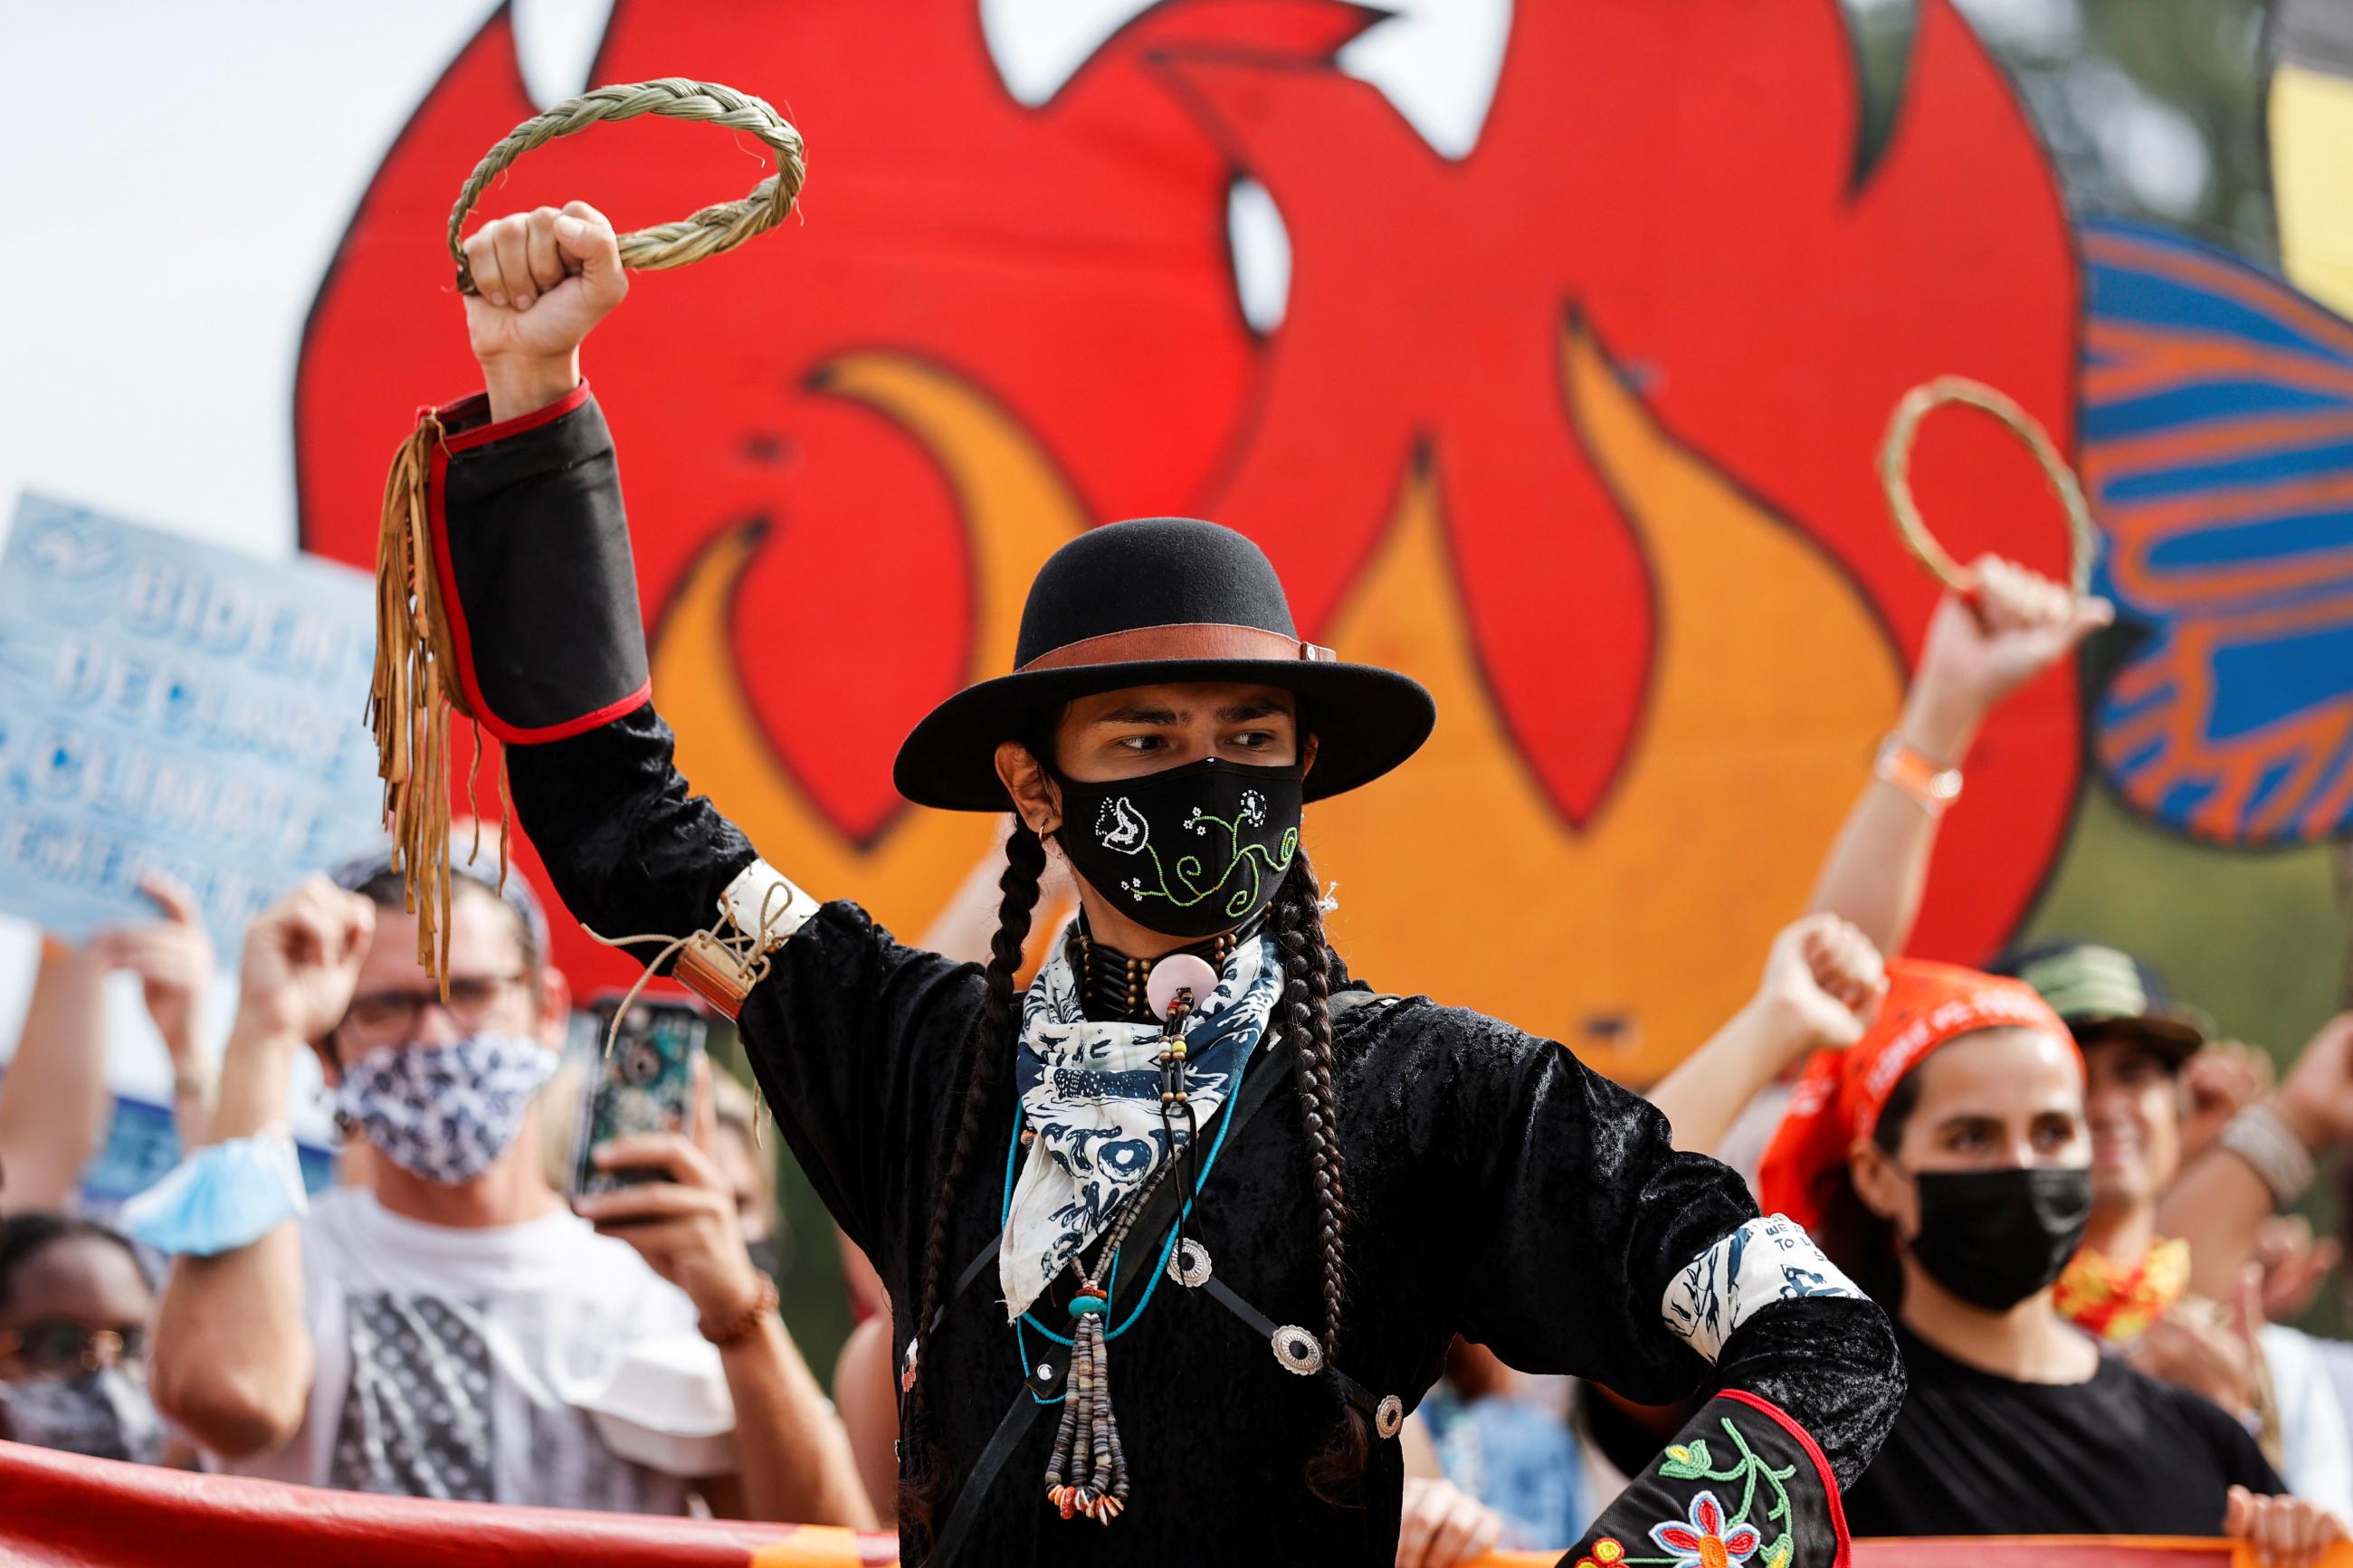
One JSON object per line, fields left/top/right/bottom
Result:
{"left": 1071, "top": 916, "right": 1248, "bottom": 1022}
{"left": 1001, "top": 964, "right": 1253, "bottom": 1525}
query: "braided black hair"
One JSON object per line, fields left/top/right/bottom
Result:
{"left": 900, "top": 822, "right": 1047, "bottom": 1545}
{"left": 1270, "top": 849, "right": 1369, "bottom": 1495}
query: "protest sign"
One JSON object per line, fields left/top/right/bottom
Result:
{"left": 0, "top": 493, "right": 385, "bottom": 955}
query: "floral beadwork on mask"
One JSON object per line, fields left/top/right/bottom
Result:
{"left": 1054, "top": 758, "right": 1305, "bottom": 938}
{"left": 1097, "top": 790, "right": 1298, "bottom": 921}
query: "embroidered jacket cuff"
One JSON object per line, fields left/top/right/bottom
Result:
{"left": 1561, "top": 1391, "right": 1850, "bottom": 1568}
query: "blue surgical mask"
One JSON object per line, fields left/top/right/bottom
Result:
{"left": 336, "top": 1034, "right": 557, "bottom": 1185}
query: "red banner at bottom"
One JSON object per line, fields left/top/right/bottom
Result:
{"left": 0, "top": 1441, "right": 2333, "bottom": 1567}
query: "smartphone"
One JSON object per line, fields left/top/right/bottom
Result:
{"left": 571, "top": 995, "right": 708, "bottom": 1198}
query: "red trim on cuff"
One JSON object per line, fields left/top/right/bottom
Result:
{"left": 423, "top": 404, "right": 649, "bottom": 746}
{"left": 495, "top": 681, "right": 653, "bottom": 744}
{"left": 441, "top": 377, "right": 594, "bottom": 454}
{"left": 1720, "top": 1389, "right": 1853, "bottom": 1568}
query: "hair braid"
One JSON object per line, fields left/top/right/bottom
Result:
{"left": 900, "top": 822, "right": 1047, "bottom": 1545}
{"left": 1271, "top": 850, "right": 1371, "bottom": 1494}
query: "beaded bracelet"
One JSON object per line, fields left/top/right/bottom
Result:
{"left": 702, "top": 1272, "right": 780, "bottom": 1348}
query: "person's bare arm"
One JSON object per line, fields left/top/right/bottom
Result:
{"left": 1808, "top": 559, "right": 2111, "bottom": 955}
{"left": 576, "top": 1060, "right": 874, "bottom": 1527}
{"left": 0, "top": 938, "right": 110, "bottom": 1213}
{"left": 92, "top": 874, "right": 217, "bottom": 1148}
{"left": 1648, "top": 915, "right": 1885, "bottom": 1156}
{"left": 2163, "top": 1014, "right": 2353, "bottom": 1301}
{"left": 151, "top": 878, "right": 372, "bottom": 1459}
{"left": 832, "top": 1313, "right": 901, "bottom": 1525}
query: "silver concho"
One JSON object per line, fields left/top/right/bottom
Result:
{"left": 1375, "top": 1394, "right": 1405, "bottom": 1440}
{"left": 1167, "top": 1239, "right": 1214, "bottom": 1288}
{"left": 1271, "top": 1325, "right": 1325, "bottom": 1376}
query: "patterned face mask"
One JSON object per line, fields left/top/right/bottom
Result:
{"left": 1052, "top": 756, "right": 1303, "bottom": 940}
{"left": 0, "top": 1365, "right": 166, "bottom": 1464}
{"left": 335, "top": 1034, "right": 558, "bottom": 1185}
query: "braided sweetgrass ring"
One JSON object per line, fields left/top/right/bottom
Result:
{"left": 447, "top": 78, "right": 805, "bottom": 295}
{"left": 1879, "top": 375, "right": 2100, "bottom": 597}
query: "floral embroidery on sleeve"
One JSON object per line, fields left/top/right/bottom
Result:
{"left": 1566, "top": 1393, "right": 1843, "bottom": 1568}
{"left": 1615, "top": 1415, "right": 1800, "bottom": 1568}
{"left": 1648, "top": 1490, "right": 1761, "bottom": 1567}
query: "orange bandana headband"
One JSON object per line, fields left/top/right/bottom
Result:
{"left": 1758, "top": 958, "right": 2077, "bottom": 1238}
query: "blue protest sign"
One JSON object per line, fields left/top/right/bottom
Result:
{"left": 0, "top": 493, "right": 386, "bottom": 955}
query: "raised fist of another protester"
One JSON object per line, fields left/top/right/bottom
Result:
{"left": 235, "top": 876, "right": 374, "bottom": 1048}
{"left": 2182, "top": 1040, "right": 2275, "bottom": 1164}
{"left": 1755, "top": 914, "right": 1888, "bottom": 1054}
{"left": 1904, "top": 555, "right": 2113, "bottom": 755}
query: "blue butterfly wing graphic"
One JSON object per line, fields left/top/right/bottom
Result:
{"left": 2080, "top": 217, "right": 2353, "bottom": 845}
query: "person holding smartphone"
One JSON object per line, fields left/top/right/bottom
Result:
{"left": 144, "top": 853, "right": 872, "bottom": 1527}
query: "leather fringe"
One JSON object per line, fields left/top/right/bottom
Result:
{"left": 368, "top": 410, "right": 508, "bottom": 993}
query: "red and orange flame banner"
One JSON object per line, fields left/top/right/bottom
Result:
{"left": 297, "top": 1, "right": 2090, "bottom": 1078}
{"left": 0, "top": 1440, "right": 2338, "bottom": 1568}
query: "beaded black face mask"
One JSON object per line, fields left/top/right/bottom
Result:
{"left": 1052, "top": 757, "right": 1302, "bottom": 940}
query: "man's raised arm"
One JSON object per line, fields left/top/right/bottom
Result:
{"left": 427, "top": 202, "right": 814, "bottom": 955}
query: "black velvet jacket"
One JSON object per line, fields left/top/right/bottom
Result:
{"left": 439, "top": 390, "right": 1904, "bottom": 1566}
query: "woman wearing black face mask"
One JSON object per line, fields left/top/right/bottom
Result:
{"left": 1761, "top": 960, "right": 2342, "bottom": 1559}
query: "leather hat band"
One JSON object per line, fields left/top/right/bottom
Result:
{"left": 1016, "top": 622, "right": 1336, "bottom": 673}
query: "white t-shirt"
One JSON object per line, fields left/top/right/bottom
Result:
{"left": 216, "top": 1187, "right": 707, "bottom": 1513}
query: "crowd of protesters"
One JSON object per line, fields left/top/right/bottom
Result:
{"left": 1, "top": 543, "right": 2350, "bottom": 1567}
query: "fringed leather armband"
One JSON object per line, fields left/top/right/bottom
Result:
{"left": 371, "top": 383, "right": 649, "bottom": 984}
{"left": 1561, "top": 1392, "right": 1850, "bottom": 1568}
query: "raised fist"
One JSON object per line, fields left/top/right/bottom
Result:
{"left": 1757, "top": 913, "right": 1888, "bottom": 1052}
{"left": 461, "top": 200, "right": 628, "bottom": 370}
{"left": 235, "top": 875, "right": 375, "bottom": 1048}
{"left": 1908, "top": 555, "right": 2114, "bottom": 747}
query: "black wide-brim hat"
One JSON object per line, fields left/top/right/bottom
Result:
{"left": 894, "top": 518, "right": 1435, "bottom": 812}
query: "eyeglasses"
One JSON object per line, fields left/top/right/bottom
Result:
{"left": 340, "top": 973, "right": 527, "bottom": 1044}
{"left": 0, "top": 1321, "right": 146, "bottom": 1377}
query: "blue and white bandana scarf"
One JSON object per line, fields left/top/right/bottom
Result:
{"left": 999, "top": 933, "right": 1282, "bottom": 1319}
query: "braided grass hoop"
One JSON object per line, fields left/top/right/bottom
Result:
{"left": 1879, "top": 375, "right": 2099, "bottom": 597}
{"left": 448, "top": 78, "right": 804, "bottom": 294}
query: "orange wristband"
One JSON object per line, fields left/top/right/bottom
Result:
{"left": 1874, "top": 733, "right": 1963, "bottom": 816}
